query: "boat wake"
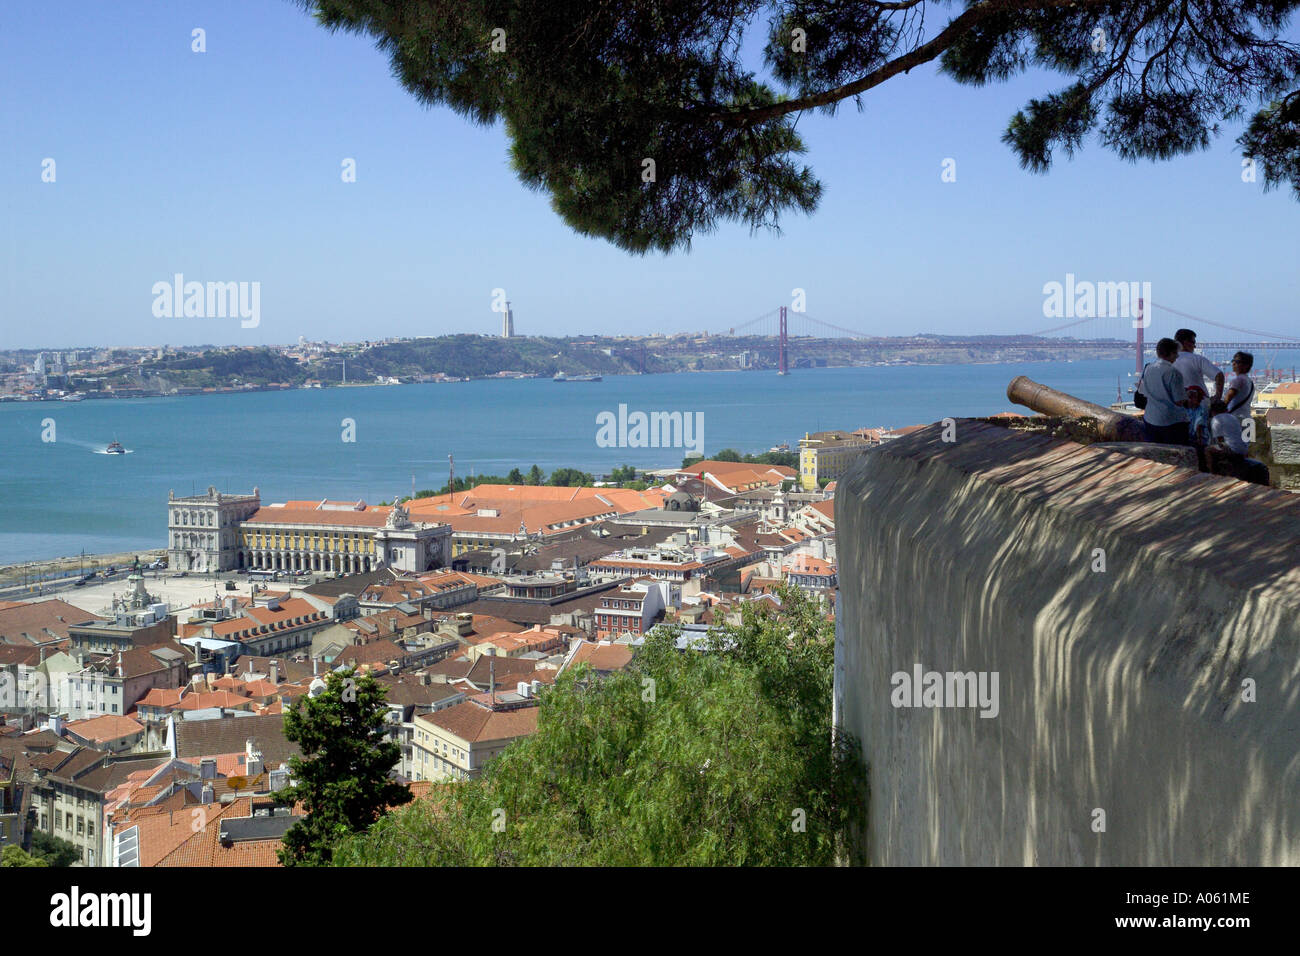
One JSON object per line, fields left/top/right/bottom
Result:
{"left": 92, "top": 448, "right": 133, "bottom": 455}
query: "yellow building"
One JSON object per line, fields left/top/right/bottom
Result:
{"left": 410, "top": 698, "right": 539, "bottom": 782}
{"left": 1263, "top": 383, "right": 1300, "bottom": 410}
{"left": 798, "top": 431, "right": 872, "bottom": 490}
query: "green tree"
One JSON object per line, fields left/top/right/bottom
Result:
{"left": 332, "top": 584, "right": 866, "bottom": 866}
{"left": 548, "top": 467, "right": 594, "bottom": 487}
{"left": 276, "top": 669, "right": 411, "bottom": 866}
{"left": 526, "top": 464, "right": 545, "bottom": 486}
{"left": 298, "top": 1, "right": 1300, "bottom": 252}
{"left": 1, "top": 845, "right": 48, "bottom": 867}
{"left": 30, "top": 831, "right": 79, "bottom": 867}
{"left": 713, "top": 448, "right": 743, "bottom": 462}
{"left": 507, "top": 467, "right": 524, "bottom": 484}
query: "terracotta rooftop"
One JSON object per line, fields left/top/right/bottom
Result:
{"left": 417, "top": 699, "right": 540, "bottom": 745}
{"left": 0, "top": 598, "right": 97, "bottom": 645}
{"left": 64, "top": 714, "right": 146, "bottom": 743}
{"left": 244, "top": 506, "right": 392, "bottom": 528}
{"left": 570, "top": 642, "right": 635, "bottom": 672}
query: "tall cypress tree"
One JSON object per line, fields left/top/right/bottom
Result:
{"left": 277, "top": 669, "right": 411, "bottom": 866}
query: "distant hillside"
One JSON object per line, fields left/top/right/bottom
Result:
{"left": 309, "top": 335, "right": 669, "bottom": 380}
{"left": 121, "top": 348, "right": 307, "bottom": 388}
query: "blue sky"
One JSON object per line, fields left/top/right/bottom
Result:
{"left": 3, "top": 0, "right": 1297, "bottom": 348}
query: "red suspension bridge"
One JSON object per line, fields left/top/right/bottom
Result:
{"left": 695, "top": 302, "right": 1300, "bottom": 376}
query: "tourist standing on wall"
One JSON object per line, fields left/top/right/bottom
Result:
{"left": 1136, "top": 337, "right": 1192, "bottom": 445}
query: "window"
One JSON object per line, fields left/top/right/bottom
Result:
{"left": 55, "top": 810, "right": 61, "bottom": 830}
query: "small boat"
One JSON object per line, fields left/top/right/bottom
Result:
{"left": 60, "top": 392, "right": 85, "bottom": 402}
{"left": 105, "top": 440, "right": 125, "bottom": 454}
{"left": 553, "top": 372, "right": 602, "bottom": 382}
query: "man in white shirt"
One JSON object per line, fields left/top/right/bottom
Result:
{"left": 1223, "top": 351, "right": 1256, "bottom": 426}
{"left": 1172, "top": 329, "right": 1224, "bottom": 402}
{"left": 1209, "top": 401, "right": 1248, "bottom": 455}
{"left": 1136, "top": 337, "right": 1191, "bottom": 445}
{"left": 1172, "top": 329, "right": 1222, "bottom": 444}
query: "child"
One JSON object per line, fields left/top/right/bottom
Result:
{"left": 1185, "top": 384, "right": 1209, "bottom": 445}
{"left": 1209, "top": 400, "right": 1248, "bottom": 456}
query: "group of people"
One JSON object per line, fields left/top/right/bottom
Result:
{"left": 1135, "top": 329, "right": 1255, "bottom": 456}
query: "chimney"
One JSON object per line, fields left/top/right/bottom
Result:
{"left": 488, "top": 649, "right": 496, "bottom": 706}
{"left": 245, "top": 739, "right": 264, "bottom": 776}
{"left": 269, "top": 660, "right": 279, "bottom": 685}
{"left": 312, "top": 658, "right": 319, "bottom": 676}
{"left": 201, "top": 783, "right": 214, "bottom": 804}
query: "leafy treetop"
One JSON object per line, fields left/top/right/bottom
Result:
{"left": 298, "top": 1, "right": 1300, "bottom": 253}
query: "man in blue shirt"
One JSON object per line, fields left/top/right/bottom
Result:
{"left": 1136, "top": 337, "right": 1192, "bottom": 445}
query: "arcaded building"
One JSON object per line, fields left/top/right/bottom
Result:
{"left": 167, "top": 489, "right": 451, "bottom": 575}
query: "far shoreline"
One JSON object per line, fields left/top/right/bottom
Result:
{"left": 0, "top": 353, "right": 1142, "bottom": 405}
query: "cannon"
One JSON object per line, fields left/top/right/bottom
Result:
{"left": 1006, "top": 375, "right": 1146, "bottom": 442}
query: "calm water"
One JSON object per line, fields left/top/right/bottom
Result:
{"left": 2, "top": 356, "right": 1294, "bottom": 564}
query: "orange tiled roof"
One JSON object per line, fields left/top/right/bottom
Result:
{"left": 136, "top": 686, "right": 189, "bottom": 709}
{"left": 0, "top": 598, "right": 98, "bottom": 644}
{"left": 177, "top": 691, "right": 254, "bottom": 711}
{"left": 785, "top": 555, "right": 835, "bottom": 575}
{"left": 571, "top": 642, "right": 634, "bottom": 672}
{"left": 64, "top": 714, "right": 146, "bottom": 742}
{"left": 243, "top": 506, "right": 392, "bottom": 528}
{"left": 418, "top": 700, "right": 539, "bottom": 745}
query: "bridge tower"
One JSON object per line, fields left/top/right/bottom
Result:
{"left": 1135, "top": 297, "right": 1145, "bottom": 376}
{"left": 778, "top": 306, "right": 788, "bottom": 376}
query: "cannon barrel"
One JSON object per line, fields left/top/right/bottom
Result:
{"left": 1006, "top": 375, "right": 1146, "bottom": 442}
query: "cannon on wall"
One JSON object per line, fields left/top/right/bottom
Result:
{"left": 1006, "top": 375, "right": 1147, "bottom": 443}
{"left": 1006, "top": 374, "right": 1270, "bottom": 485}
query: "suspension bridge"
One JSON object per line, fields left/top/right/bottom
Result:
{"left": 675, "top": 301, "right": 1300, "bottom": 377}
